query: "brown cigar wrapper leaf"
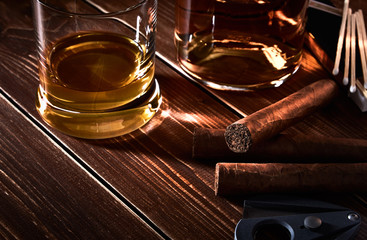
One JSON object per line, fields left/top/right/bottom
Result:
{"left": 215, "top": 163, "right": 367, "bottom": 196}
{"left": 193, "top": 128, "right": 367, "bottom": 162}
{"left": 224, "top": 79, "right": 339, "bottom": 153}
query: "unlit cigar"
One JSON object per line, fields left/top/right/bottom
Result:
{"left": 224, "top": 79, "right": 338, "bottom": 153}
{"left": 193, "top": 128, "right": 367, "bottom": 162}
{"left": 215, "top": 162, "right": 367, "bottom": 196}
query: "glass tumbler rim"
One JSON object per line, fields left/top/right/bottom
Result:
{"left": 36, "top": 0, "right": 148, "bottom": 17}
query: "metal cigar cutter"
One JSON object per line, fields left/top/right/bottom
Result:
{"left": 235, "top": 195, "right": 361, "bottom": 240}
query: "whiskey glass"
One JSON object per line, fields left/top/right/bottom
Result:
{"left": 32, "top": 0, "right": 161, "bottom": 139}
{"left": 175, "top": 0, "right": 309, "bottom": 91}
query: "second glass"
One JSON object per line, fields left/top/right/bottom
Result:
{"left": 175, "top": 0, "right": 309, "bottom": 90}
{"left": 33, "top": 0, "right": 161, "bottom": 139}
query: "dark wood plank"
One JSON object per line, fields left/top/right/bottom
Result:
{"left": 2, "top": 1, "right": 367, "bottom": 240}
{"left": 0, "top": 95, "right": 162, "bottom": 239}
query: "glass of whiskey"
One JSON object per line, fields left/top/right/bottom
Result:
{"left": 32, "top": 0, "right": 161, "bottom": 139}
{"left": 175, "top": 0, "right": 309, "bottom": 91}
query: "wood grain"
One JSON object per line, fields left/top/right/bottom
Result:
{"left": 0, "top": 95, "right": 162, "bottom": 239}
{"left": 1, "top": 0, "right": 367, "bottom": 239}
{"left": 0, "top": 1, "right": 242, "bottom": 239}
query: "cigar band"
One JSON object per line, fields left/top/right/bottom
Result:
{"left": 224, "top": 123, "right": 252, "bottom": 153}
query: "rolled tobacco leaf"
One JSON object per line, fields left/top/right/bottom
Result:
{"left": 224, "top": 79, "right": 339, "bottom": 153}
{"left": 193, "top": 128, "right": 367, "bottom": 162}
{"left": 215, "top": 162, "right": 367, "bottom": 196}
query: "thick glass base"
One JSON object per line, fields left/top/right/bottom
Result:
{"left": 36, "top": 79, "right": 162, "bottom": 139}
{"left": 179, "top": 62, "right": 301, "bottom": 91}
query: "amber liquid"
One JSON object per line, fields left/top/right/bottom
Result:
{"left": 36, "top": 32, "right": 161, "bottom": 138}
{"left": 175, "top": 0, "right": 308, "bottom": 90}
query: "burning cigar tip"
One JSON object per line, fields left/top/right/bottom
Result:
{"left": 224, "top": 123, "right": 252, "bottom": 153}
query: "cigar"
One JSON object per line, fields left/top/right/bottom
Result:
{"left": 193, "top": 128, "right": 367, "bottom": 162}
{"left": 215, "top": 162, "right": 367, "bottom": 196}
{"left": 224, "top": 79, "right": 339, "bottom": 153}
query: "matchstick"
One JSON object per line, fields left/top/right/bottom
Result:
{"left": 357, "top": 10, "right": 367, "bottom": 89}
{"left": 350, "top": 12, "right": 357, "bottom": 93}
{"left": 356, "top": 11, "right": 367, "bottom": 91}
{"left": 343, "top": 8, "right": 352, "bottom": 85}
{"left": 333, "top": 0, "right": 350, "bottom": 76}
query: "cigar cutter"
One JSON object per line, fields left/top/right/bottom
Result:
{"left": 234, "top": 195, "right": 361, "bottom": 240}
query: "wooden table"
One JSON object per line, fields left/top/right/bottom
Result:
{"left": 1, "top": 0, "right": 367, "bottom": 239}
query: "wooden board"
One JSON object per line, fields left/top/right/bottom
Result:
{"left": 1, "top": 0, "right": 367, "bottom": 239}
{"left": 0, "top": 95, "right": 162, "bottom": 239}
